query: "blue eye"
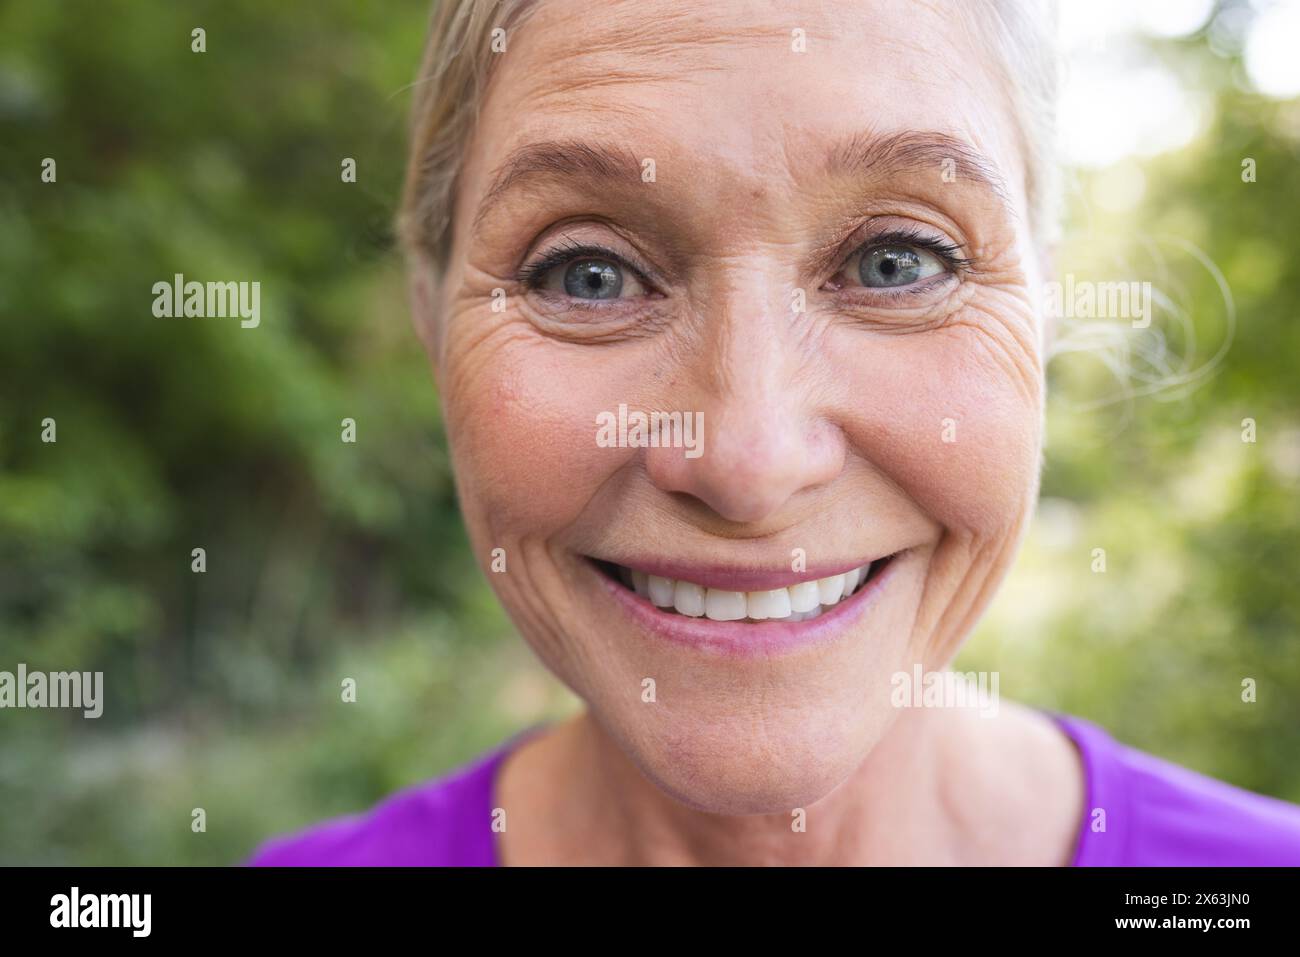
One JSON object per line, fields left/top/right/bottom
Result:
{"left": 563, "top": 259, "right": 624, "bottom": 299}
{"left": 856, "top": 245, "right": 946, "bottom": 288}
{"left": 521, "top": 244, "right": 651, "bottom": 301}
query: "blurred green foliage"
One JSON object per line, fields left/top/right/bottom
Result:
{"left": 0, "top": 2, "right": 1297, "bottom": 864}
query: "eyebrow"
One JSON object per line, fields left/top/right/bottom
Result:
{"left": 824, "top": 129, "right": 1011, "bottom": 209}
{"left": 473, "top": 139, "right": 645, "bottom": 230}
{"left": 472, "top": 130, "right": 1010, "bottom": 230}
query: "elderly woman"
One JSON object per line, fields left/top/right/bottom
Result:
{"left": 251, "top": 0, "right": 1300, "bottom": 866}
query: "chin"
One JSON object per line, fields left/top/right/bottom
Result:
{"left": 613, "top": 705, "right": 894, "bottom": 815}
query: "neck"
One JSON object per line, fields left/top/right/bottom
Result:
{"left": 500, "top": 703, "right": 1056, "bottom": 866}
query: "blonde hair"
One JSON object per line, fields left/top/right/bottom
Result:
{"left": 397, "top": 0, "right": 1060, "bottom": 272}
{"left": 398, "top": 0, "right": 538, "bottom": 273}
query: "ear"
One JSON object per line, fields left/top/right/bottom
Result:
{"left": 406, "top": 255, "right": 444, "bottom": 371}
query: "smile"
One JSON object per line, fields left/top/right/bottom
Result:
{"left": 598, "top": 559, "right": 889, "bottom": 623}
{"left": 587, "top": 553, "right": 901, "bottom": 656}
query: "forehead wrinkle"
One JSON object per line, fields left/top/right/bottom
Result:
{"left": 519, "top": 0, "right": 802, "bottom": 66}
{"left": 500, "top": 0, "right": 823, "bottom": 114}
{"left": 517, "top": 62, "right": 703, "bottom": 108}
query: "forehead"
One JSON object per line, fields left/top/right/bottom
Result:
{"left": 462, "top": 0, "right": 1026, "bottom": 217}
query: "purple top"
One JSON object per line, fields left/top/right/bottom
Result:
{"left": 247, "top": 713, "right": 1300, "bottom": 866}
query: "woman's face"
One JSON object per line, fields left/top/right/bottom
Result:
{"left": 423, "top": 0, "right": 1045, "bottom": 813}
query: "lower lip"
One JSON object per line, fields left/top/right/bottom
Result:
{"left": 589, "top": 557, "right": 901, "bottom": 658}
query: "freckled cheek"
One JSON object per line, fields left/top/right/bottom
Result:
{"left": 441, "top": 342, "right": 643, "bottom": 539}
{"left": 838, "top": 335, "right": 1042, "bottom": 536}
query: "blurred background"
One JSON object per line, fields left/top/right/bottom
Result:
{"left": 0, "top": 0, "right": 1297, "bottom": 864}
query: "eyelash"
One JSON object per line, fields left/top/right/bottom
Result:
{"left": 517, "top": 238, "right": 655, "bottom": 292}
{"left": 852, "top": 226, "right": 973, "bottom": 274}
{"left": 517, "top": 228, "right": 972, "bottom": 294}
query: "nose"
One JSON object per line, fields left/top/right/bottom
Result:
{"left": 644, "top": 312, "right": 845, "bottom": 525}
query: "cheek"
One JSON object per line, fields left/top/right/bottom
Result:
{"left": 440, "top": 313, "right": 642, "bottom": 542}
{"left": 834, "top": 321, "right": 1043, "bottom": 537}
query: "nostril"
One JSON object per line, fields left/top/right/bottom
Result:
{"left": 644, "top": 410, "right": 845, "bottom": 526}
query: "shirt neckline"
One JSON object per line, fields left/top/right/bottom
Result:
{"left": 484, "top": 722, "right": 550, "bottom": 867}
{"left": 1046, "top": 711, "right": 1126, "bottom": 866}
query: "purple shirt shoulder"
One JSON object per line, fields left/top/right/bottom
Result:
{"left": 1050, "top": 713, "right": 1300, "bottom": 866}
{"left": 248, "top": 714, "right": 1300, "bottom": 866}
{"left": 247, "top": 737, "right": 520, "bottom": 867}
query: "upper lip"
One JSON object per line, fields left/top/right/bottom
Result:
{"left": 589, "top": 555, "right": 887, "bottom": 592}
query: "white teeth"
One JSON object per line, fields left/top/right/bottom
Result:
{"left": 648, "top": 574, "right": 676, "bottom": 607}
{"left": 705, "top": 589, "right": 747, "bottom": 621}
{"left": 788, "top": 580, "right": 821, "bottom": 613}
{"left": 618, "top": 562, "right": 875, "bottom": 623}
{"left": 746, "top": 588, "right": 792, "bottom": 620}
{"left": 842, "top": 566, "right": 861, "bottom": 596}
{"left": 816, "top": 574, "right": 845, "bottom": 605}
{"left": 672, "top": 580, "right": 706, "bottom": 617}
